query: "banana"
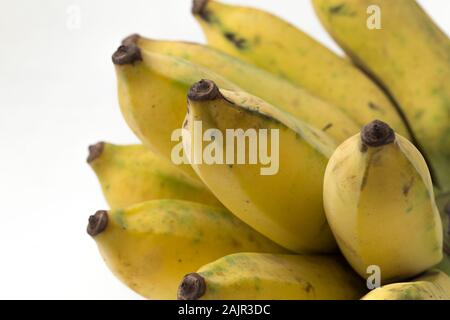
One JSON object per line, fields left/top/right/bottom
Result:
{"left": 323, "top": 120, "right": 442, "bottom": 283}
{"left": 177, "top": 253, "right": 366, "bottom": 300}
{"left": 191, "top": 0, "right": 410, "bottom": 138}
{"left": 312, "top": 0, "right": 450, "bottom": 193}
{"left": 87, "top": 142, "right": 222, "bottom": 209}
{"left": 362, "top": 270, "right": 450, "bottom": 300}
{"left": 87, "top": 200, "right": 286, "bottom": 300}
{"left": 112, "top": 43, "right": 239, "bottom": 178}
{"left": 183, "top": 79, "right": 337, "bottom": 253}
{"left": 126, "top": 34, "right": 359, "bottom": 143}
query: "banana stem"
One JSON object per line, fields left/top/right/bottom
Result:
{"left": 188, "top": 79, "right": 221, "bottom": 101}
{"left": 361, "top": 120, "right": 395, "bottom": 148}
{"left": 112, "top": 44, "right": 142, "bottom": 65}
{"left": 87, "top": 211, "right": 109, "bottom": 237}
{"left": 87, "top": 142, "right": 105, "bottom": 164}
{"left": 178, "top": 273, "right": 206, "bottom": 300}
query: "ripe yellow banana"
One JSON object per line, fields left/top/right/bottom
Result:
{"left": 183, "top": 79, "right": 337, "bottom": 253}
{"left": 87, "top": 142, "right": 222, "bottom": 209}
{"left": 112, "top": 43, "right": 239, "bottom": 178}
{"left": 87, "top": 200, "right": 286, "bottom": 300}
{"left": 362, "top": 270, "right": 450, "bottom": 300}
{"left": 127, "top": 34, "right": 359, "bottom": 143}
{"left": 312, "top": 0, "right": 450, "bottom": 193}
{"left": 323, "top": 120, "right": 442, "bottom": 283}
{"left": 178, "top": 253, "right": 366, "bottom": 300}
{"left": 191, "top": 0, "right": 410, "bottom": 138}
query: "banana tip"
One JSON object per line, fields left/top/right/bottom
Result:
{"left": 361, "top": 120, "right": 395, "bottom": 148}
{"left": 122, "top": 33, "right": 141, "bottom": 46}
{"left": 192, "top": 0, "right": 209, "bottom": 15}
{"left": 87, "top": 210, "right": 108, "bottom": 237}
{"left": 87, "top": 142, "right": 105, "bottom": 164}
{"left": 177, "top": 273, "right": 206, "bottom": 300}
{"left": 188, "top": 79, "right": 221, "bottom": 101}
{"left": 112, "top": 44, "right": 142, "bottom": 65}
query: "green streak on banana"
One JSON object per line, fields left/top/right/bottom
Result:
{"left": 178, "top": 253, "right": 366, "bottom": 300}
{"left": 112, "top": 43, "right": 239, "bottom": 179}
{"left": 127, "top": 34, "right": 359, "bottom": 144}
{"left": 436, "top": 254, "right": 450, "bottom": 277}
{"left": 87, "top": 200, "right": 286, "bottom": 300}
{"left": 184, "top": 79, "right": 337, "bottom": 253}
{"left": 362, "top": 270, "right": 450, "bottom": 300}
{"left": 313, "top": 0, "right": 450, "bottom": 193}
{"left": 324, "top": 120, "right": 442, "bottom": 283}
{"left": 191, "top": 0, "right": 410, "bottom": 139}
{"left": 87, "top": 142, "right": 223, "bottom": 209}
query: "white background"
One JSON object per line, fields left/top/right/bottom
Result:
{"left": 0, "top": 0, "right": 449, "bottom": 299}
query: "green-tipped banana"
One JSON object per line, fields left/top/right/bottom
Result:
{"left": 127, "top": 34, "right": 359, "bottom": 143}
{"left": 324, "top": 120, "right": 442, "bottom": 283}
{"left": 313, "top": 0, "right": 450, "bottom": 193}
{"left": 178, "top": 253, "right": 366, "bottom": 300}
{"left": 87, "top": 142, "right": 222, "bottom": 209}
{"left": 191, "top": 0, "right": 410, "bottom": 138}
{"left": 112, "top": 43, "right": 239, "bottom": 178}
{"left": 87, "top": 200, "right": 286, "bottom": 300}
{"left": 362, "top": 270, "right": 450, "bottom": 300}
{"left": 183, "top": 79, "right": 337, "bottom": 253}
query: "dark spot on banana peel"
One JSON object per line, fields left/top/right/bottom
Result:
{"left": 304, "top": 282, "right": 314, "bottom": 293}
{"left": 192, "top": 0, "right": 211, "bottom": 22}
{"left": 112, "top": 44, "right": 142, "bottom": 65}
{"left": 328, "top": 4, "right": 356, "bottom": 16}
{"left": 368, "top": 102, "right": 381, "bottom": 111}
{"left": 178, "top": 273, "right": 206, "bottom": 300}
{"left": 87, "top": 210, "right": 108, "bottom": 237}
{"left": 322, "top": 123, "right": 333, "bottom": 132}
{"left": 224, "top": 32, "right": 248, "bottom": 50}
{"left": 121, "top": 33, "right": 140, "bottom": 46}
{"left": 329, "top": 4, "right": 345, "bottom": 14}
{"left": 188, "top": 79, "right": 221, "bottom": 101}
{"left": 87, "top": 142, "right": 105, "bottom": 164}
{"left": 360, "top": 166, "right": 369, "bottom": 191}
{"left": 361, "top": 120, "right": 395, "bottom": 147}
{"left": 402, "top": 177, "right": 415, "bottom": 196}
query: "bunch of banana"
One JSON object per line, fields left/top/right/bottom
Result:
{"left": 86, "top": 0, "right": 450, "bottom": 300}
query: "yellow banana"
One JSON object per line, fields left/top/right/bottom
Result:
{"left": 323, "top": 120, "right": 442, "bottom": 283}
{"left": 362, "top": 270, "right": 450, "bottom": 300}
{"left": 191, "top": 0, "right": 410, "bottom": 138}
{"left": 87, "top": 142, "right": 222, "bottom": 209}
{"left": 313, "top": 0, "right": 450, "bottom": 193}
{"left": 178, "top": 253, "right": 366, "bottom": 300}
{"left": 87, "top": 200, "right": 286, "bottom": 300}
{"left": 126, "top": 34, "right": 359, "bottom": 143}
{"left": 183, "top": 79, "right": 337, "bottom": 253}
{"left": 112, "top": 43, "right": 239, "bottom": 178}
